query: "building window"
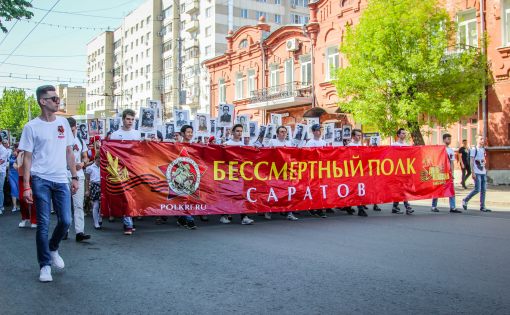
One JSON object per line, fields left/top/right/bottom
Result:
{"left": 275, "top": 0, "right": 281, "bottom": 4}
{"left": 457, "top": 10, "right": 477, "bottom": 48}
{"left": 146, "top": 16, "right": 150, "bottom": 24}
{"left": 205, "top": 26, "right": 212, "bottom": 37}
{"left": 300, "top": 55, "right": 311, "bottom": 86}
{"left": 235, "top": 73, "right": 244, "bottom": 100}
{"left": 284, "top": 59, "right": 293, "bottom": 86}
{"left": 503, "top": 0, "right": 510, "bottom": 46}
{"left": 248, "top": 69, "right": 256, "bottom": 96}
{"left": 275, "top": 14, "right": 281, "bottom": 24}
{"left": 290, "top": 14, "right": 304, "bottom": 24}
{"left": 270, "top": 64, "right": 279, "bottom": 93}
{"left": 146, "top": 81, "right": 150, "bottom": 90}
{"left": 241, "top": 9, "right": 248, "bottom": 19}
{"left": 205, "top": 45, "right": 211, "bottom": 56}
{"left": 326, "top": 46, "right": 339, "bottom": 81}
{"left": 163, "top": 40, "right": 172, "bottom": 52}
{"left": 206, "top": 7, "right": 212, "bottom": 18}
{"left": 219, "top": 79, "right": 226, "bottom": 103}
{"left": 239, "top": 39, "right": 248, "bottom": 49}
{"left": 256, "top": 11, "right": 266, "bottom": 20}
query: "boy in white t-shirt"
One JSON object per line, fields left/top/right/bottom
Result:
{"left": 462, "top": 136, "right": 491, "bottom": 212}
{"left": 265, "top": 126, "right": 298, "bottom": 221}
{"left": 391, "top": 128, "right": 414, "bottom": 215}
{"left": 85, "top": 155, "right": 102, "bottom": 229}
{"left": 110, "top": 109, "right": 141, "bottom": 235}
{"left": 431, "top": 133, "right": 461, "bottom": 213}
{"left": 222, "top": 124, "right": 254, "bottom": 225}
{"left": 18, "top": 85, "right": 79, "bottom": 282}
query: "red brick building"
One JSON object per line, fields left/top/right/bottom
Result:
{"left": 204, "top": 0, "right": 510, "bottom": 184}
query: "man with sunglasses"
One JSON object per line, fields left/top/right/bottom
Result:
{"left": 19, "top": 85, "right": 79, "bottom": 282}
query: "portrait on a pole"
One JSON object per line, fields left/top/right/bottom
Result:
{"left": 174, "top": 109, "right": 190, "bottom": 129}
{"left": 218, "top": 104, "right": 234, "bottom": 127}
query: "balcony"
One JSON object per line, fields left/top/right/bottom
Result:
{"left": 184, "top": 38, "right": 199, "bottom": 50}
{"left": 185, "top": 0, "right": 199, "bottom": 14}
{"left": 247, "top": 82, "right": 312, "bottom": 110}
{"left": 185, "top": 20, "right": 199, "bottom": 33}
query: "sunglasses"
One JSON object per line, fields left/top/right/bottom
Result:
{"left": 43, "top": 96, "right": 60, "bottom": 103}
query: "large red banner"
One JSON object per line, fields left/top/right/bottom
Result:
{"left": 100, "top": 141, "right": 454, "bottom": 217}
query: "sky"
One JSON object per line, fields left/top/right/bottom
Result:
{"left": 0, "top": 0, "right": 145, "bottom": 97}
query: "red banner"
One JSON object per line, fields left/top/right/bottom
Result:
{"left": 100, "top": 141, "right": 454, "bottom": 217}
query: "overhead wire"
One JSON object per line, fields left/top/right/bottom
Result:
{"left": 31, "top": 6, "right": 124, "bottom": 19}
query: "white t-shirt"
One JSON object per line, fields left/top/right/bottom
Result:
{"left": 347, "top": 141, "right": 362, "bottom": 147}
{"left": 446, "top": 147, "right": 455, "bottom": 162}
{"left": 110, "top": 128, "right": 142, "bottom": 141}
{"left": 68, "top": 136, "right": 87, "bottom": 179}
{"left": 470, "top": 147, "right": 486, "bottom": 175}
{"left": 224, "top": 139, "right": 244, "bottom": 146}
{"left": 18, "top": 116, "right": 74, "bottom": 183}
{"left": 305, "top": 138, "right": 326, "bottom": 147}
{"left": 269, "top": 138, "right": 291, "bottom": 147}
{"left": 0, "top": 145, "right": 9, "bottom": 173}
{"left": 392, "top": 141, "right": 410, "bottom": 147}
{"left": 85, "top": 163, "right": 101, "bottom": 183}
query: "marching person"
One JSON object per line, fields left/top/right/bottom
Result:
{"left": 0, "top": 140, "right": 9, "bottom": 215}
{"left": 8, "top": 145, "right": 20, "bottom": 213}
{"left": 265, "top": 126, "right": 298, "bottom": 221}
{"left": 462, "top": 136, "right": 491, "bottom": 212}
{"left": 110, "top": 109, "right": 142, "bottom": 235}
{"left": 391, "top": 128, "right": 414, "bottom": 215}
{"left": 67, "top": 117, "right": 91, "bottom": 242}
{"left": 222, "top": 124, "right": 255, "bottom": 225}
{"left": 176, "top": 124, "right": 198, "bottom": 229}
{"left": 304, "top": 124, "right": 327, "bottom": 218}
{"left": 458, "top": 139, "right": 471, "bottom": 189}
{"left": 431, "top": 134, "right": 461, "bottom": 213}
{"left": 18, "top": 85, "right": 78, "bottom": 282}
{"left": 85, "top": 155, "right": 102, "bottom": 229}
{"left": 347, "top": 129, "right": 368, "bottom": 217}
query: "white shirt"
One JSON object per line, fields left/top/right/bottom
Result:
{"left": 110, "top": 128, "right": 142, "bottom": 141}
{"left": 304, "top": 138, "right": 326, "bottom": 147}
{"left": 269, "top": 138, "right": 291, "bottom": 147}
{"left": 85, "top": 163, "right": 101, "bottom": 183}
{"left": 68, "top": 136, "right": 87, "bottom": 179}
{"left": 470, "top": 147, "right": 487, "bottom": 175}
{"left": 0, "top": 145, "right": 9, "bottom": 173}
{"left": 18, "top": 116, "right": 74, "bottom": 183}
{"left": 347, "top": 141, "right": 362, "bottom": 147}
{"left": 392, "top": 140, "right": 410, "bottom": 147}
{"left": 446, "top": 147, "right": 455, "bottom": 162}
{"left": 224, "top": 139, "right": 244, "bottom": 146}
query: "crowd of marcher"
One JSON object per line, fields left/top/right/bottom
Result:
{"left": 0, "top": 85, "right": 491, "bottom": 282}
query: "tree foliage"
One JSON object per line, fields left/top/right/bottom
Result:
{"left": 77, "top": 100, "right": 86, "bottom": 115}
{"left": 333, "top": 0, "right": 488, "bottom": 144}
{"left": 0, "top": 0, "right": 33, "bottom": 32}
{"left": 0, "top": 89, "right": 40, "bottom": 139}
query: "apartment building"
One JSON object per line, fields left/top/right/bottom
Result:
{"left": 86, "top": 31, "right": 113, "bottom": 115}
{"left": 56, "top": 84, "right": 86, "bottom": 115}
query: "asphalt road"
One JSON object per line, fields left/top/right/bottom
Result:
{"left": 0, "top": 205, "right": 509, "bottom": 315}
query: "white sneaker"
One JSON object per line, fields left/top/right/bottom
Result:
{"left": 0, "top": 209, "right": 3, "bottom": 215}
{"left": 18, "top": 219, "right": 30, "bottom": 228}
{"left": 241, "top": 216, "right": 254, "bottom": 225}
{"left": 264, "top": 213, "right": 272, "bottom": 220}
{"left": 39, "top": 266, "right": 53, "bottom": 282}
{"left": 219, "top": 216, "right": 231, "bottom": 224}
{"left": 50, "top": 251, "right": 65, "bottom": 269}
{"left": 287, "top": 213, "right": 299, "bottom": 221}
{"left": 31, "top": 224, "right": 37, "bottom": 229}
{"left": 12, "top": 207, "right": 19, "bottom": 212}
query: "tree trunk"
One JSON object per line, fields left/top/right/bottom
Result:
{"left": 407, "top": 121, "right": 425, "bottom": 145}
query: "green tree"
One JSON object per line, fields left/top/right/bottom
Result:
{"left": 0, "top": 0, "right": 33, "bottom": 32}
{"left": 0, "top": 89, "right": 40, "bottom": 139}
{"left": 77, "top": 100, "right": 86, "bottom": 115}
{"left": 333, "top": 0, "right": 487, "bottom": 144}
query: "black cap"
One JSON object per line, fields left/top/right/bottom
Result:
{"left": 311, "top": 124, "right": 321, "bottom": 131}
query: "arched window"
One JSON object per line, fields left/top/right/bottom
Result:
{"left": 239, "top": 39, "right": 248, "bottom": 49}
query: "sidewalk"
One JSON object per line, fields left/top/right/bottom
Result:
{"left": 413, "top": 181, "right": 510, "bottom": 211}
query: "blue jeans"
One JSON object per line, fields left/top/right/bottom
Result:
{"left": 464, "top": 173, "right": 487, "bottom": 208}
{"left": 0, "top": 172, "right": 5, "bottom": 210}
{"left": 123, "top": 216, "right": 133, "bottom": 228}
{"left": 432, "top": 196, "right": 456, "bottom": 209}
{"left": 32, "top": 176, "right": 71, "bottom": 268}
